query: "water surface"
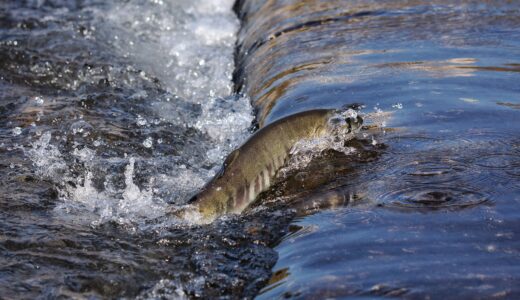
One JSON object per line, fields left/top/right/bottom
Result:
{"left": 1, "top": 0, "right": 519, "bottom": 298}
{"left": 0, "top": 0, "right": 278, "bottom": 298}
{"left": 232, "top": 0, "right": 520, "bottom": 298}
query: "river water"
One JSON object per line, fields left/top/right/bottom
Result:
{"left": 234, "top": 1, "right": 520, "bottom": 298}
{"left": 1, "top": 0, "right": 519, "bottom": 299}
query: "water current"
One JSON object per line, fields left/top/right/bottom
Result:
{"left": 233, "top": 1, "right": 520, "bottom": 298}
{"left": 1, "top": 0, "right": 520, "bottom": 299}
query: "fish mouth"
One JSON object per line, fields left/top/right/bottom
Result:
{"left": 327, "top": 108, "right": 363, "bottom": 135}
{"left": 346, "top": 115, "right": 363, "bottom": 132}
{"left": 326, "top": 113, "right": 363, "bottom": 139}
{"left": 330, "top": 104, "right": 364, "bottom": 133}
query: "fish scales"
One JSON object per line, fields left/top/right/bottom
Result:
{"left": 186, "top": 108, "right": 362, "bottom": 223}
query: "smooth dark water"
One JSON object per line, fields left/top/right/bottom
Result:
{"left": 233, "top": 0, "right": 520, "bottom": 298}
{"left": 1, "top": 0, "right": 519, "bottom": 298}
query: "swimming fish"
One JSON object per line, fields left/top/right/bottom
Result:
{"left": 183, "top": 108, "right": 363, "bottom": 223}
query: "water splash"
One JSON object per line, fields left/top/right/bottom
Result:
{"left": 280, "top": 110, "right": 360, "bottom": 175}
{"left": 194, "top": 94, "right": 254, "bottom": 164}
{"left": 137, "top": 279, "right": 189, "bottom": 300}
{"left": 20, "top": 0, "right": 252, "bottom": 229}
{"left": 102, "top": 0, "right": 238, "bottom": 103}
{"left": 26, "top": 132, "right": 66, "bottom": 179}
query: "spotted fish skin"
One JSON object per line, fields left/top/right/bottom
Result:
{"left": 187, "top": 109, "right": 362, "bottom": 223}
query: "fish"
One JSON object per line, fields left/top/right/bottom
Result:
{"left": 181, "top": 108, "right": 363, "bottom": 223}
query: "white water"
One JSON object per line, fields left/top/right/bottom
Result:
{"left": 25, "top": 0, "right": 253, "bottom": 229}
{"left": 279, "top": 109, "right": 360, "bottom": 175}
{"left": 22, "top": 0, "right": 398, "bottom": 230}
{"left": 104, "top": 0, "right": 238, "bottom": 103}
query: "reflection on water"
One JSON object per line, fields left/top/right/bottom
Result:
{"left": 233, "top": 0, "right": 520, "bottom": 298}
{"left": 1, "top": 0, "right": 519, "bottom": 298}
{"left": 0, "top": 0, "right": 273, "bottom": 298}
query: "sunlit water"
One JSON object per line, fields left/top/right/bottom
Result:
{"left": 1, "top": 0, "right": 520, "bottom": 298}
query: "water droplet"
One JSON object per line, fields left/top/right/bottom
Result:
{"left": 70, "top": 120, "right": 93, "bottom": 135}
{"left": 392, "top": 103, "right": 403, "bottom": 109}
{"left": 136, "top": 115, "right": 147, "bottom": 126}
{"left": 33, "top": 96, "right": 45, "bottom": 104}
{"left": 12, "top": 127, "right": 22, "bottom": 136}
{"left": 143, "top": 137, "right": 153, "bottom": 148}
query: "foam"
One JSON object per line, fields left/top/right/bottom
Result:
{"left": 25, "top": 0, "right": 252, "bottom": 228}
{"left": 26, "top": 132, "right": 67, "bottom": 179}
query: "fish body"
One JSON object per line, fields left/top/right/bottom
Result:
{"left": 187, "top": 108, "right": 362, "bottom": 223}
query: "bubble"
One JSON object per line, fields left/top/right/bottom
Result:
{"left": 70, "top": 120, "right": 93, "bottom": 135}
{"left": 33, "top": 96, "right": 45, "bottom": 105}
{"left": 12, "top": 127, "right": 22, "bottom": 136}
{"left": 136, "top": 115, "right": 147, "bottom": 126}
{"left": 93, "top": 139, "right": 103, "bottom": 147}
{"left": 143, "top": 137, "right": 153, "bottom": 148}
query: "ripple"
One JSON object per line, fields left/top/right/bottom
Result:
{"left": 475, "top": 153, "right": 520, "bottom": 170}
{"left": 505, "top": 162, "right": 520, "bottom": 178}
{"left": 400, "top": 158, "right": 468, "bottom": 185}
{"left": 383, "top": 130, "right": 520, "bottom": 191}
{"left": 334, "top": 207, "right": 379, "bottom": 225}
{"left": 379, "top": 186, "right": 491, "bottom": 210}
{"left": 386, "top": 135, "right": 441, "bottom": 154}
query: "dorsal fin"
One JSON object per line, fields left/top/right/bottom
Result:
{"left": 215, "top": 149, "right": 240, "bottom": 179}
{"left": 224, "top": 149, "right": 240, "bottom": 166}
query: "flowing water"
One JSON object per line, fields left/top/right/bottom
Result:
{"left": 0, "top": 0, "right": 267, "bottom": 298}
{"left": 1, "top": 0, "right": 519, "bottom": 299}
{"left": 233, "top": 0, "right": 520, "bottom": 298}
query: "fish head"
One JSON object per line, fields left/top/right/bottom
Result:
{"left": 345, "top": 115, "right": 363, "bottom": 132}
{"left": 327, "top": 108, "right": 363, "bottom": 135}
{"left": 187, "top": 183, "right": 233, "bottom": 223}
